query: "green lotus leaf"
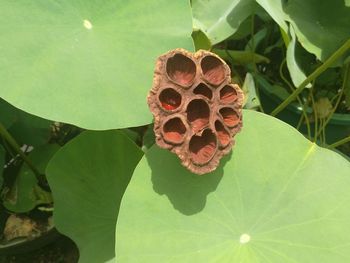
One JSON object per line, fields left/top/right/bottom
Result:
{"left": 116, "top": 110, "right": 350, "bottom": 262}
{"left": 213, "top": 49, "right": 270, "bottom": 65}
{"left": 255, "top": 0, "right": 288, "bottom": 32}
{"left": 257, "top": 0, "right": 350, "bottom": 63}
{"left": 46, "top": 130, "right": 143, "bottom": 263}
{"left": 0, "top": 1, "right": 193, "bottom": 129}
{"left": 286, "top": 26, "right": 310, "bottom": 88}
{"left": 284, "top": 0, "right": 350, "bottom": 63}
{"left": 192, "top": 30, "right": 212, "bottom": 51}
{"left": 4, "top": 144, "right": 59, "bottom": 213}
{"left": 242, "top": 73, "right": 260, "bottom": 109}
{"left": 192, "top": 0, "right": 255, "bottom": 45}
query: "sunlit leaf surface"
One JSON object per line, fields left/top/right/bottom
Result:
{"left": 117, "top": 110, "right": 350, "bottom": 262}
{"left": 0, "top": 1, "right": 193, "bottom": 129}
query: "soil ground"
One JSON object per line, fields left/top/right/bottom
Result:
{"left": 0, "top": 234, "right": 78, "bottom": 263}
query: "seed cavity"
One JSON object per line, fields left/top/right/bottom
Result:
{"left": 215, "top": 120, "right": 231, "bottom": 147}
{"left": 166, "top": 54, "right": 196, "bottom": 87}
{"left": 163, "top": 117, "right": 186, "bottom": 144}
{"left": 187, "top": 99, "right": 210, "bottom": 133}
{"left": 189, "top": 129, "right": 217, "bottom": 165}
{"left": 219, "top": 107, "right": 240, "bottom": 127}
{"left": 159, "top": 88, "right": 182, "bottom": 111}
{"left": 220, "top": 85, "right": 237, "bottom": 104}
{"left": 193, "top": 83, "right": 213, "bottom": 100}
{"left": 201, "top": 55, "right": 226, "bottom": 86}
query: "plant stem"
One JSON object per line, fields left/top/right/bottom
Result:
{"left": 296, "top": 89, "right": 312, "bottom": 139}
{"left": 310, "top": 91, "right": 318, "bottom": 142}
{"left": 249, "top": 11, "right": 265, "bottom": 113}
{"left": 279, "top": 58, "right": 311, "bottom": 138}
{"left": 0, "top": 122, "right": 45, "bottom": 184}
{"left": 322, "top": 119, "right": 326, "bottom": 146}
{"left": 271, "top": 39, "right": 350, "bottom": 116}
{"left": 315, "top": 63, "right": 350, "bottom": 139}
{"left": 328, "top": 135, "right": 350, "bottom": 149}
{"left": 1, "top": 137, "right": 16, "bottom": 159}
{"left": 224, "top": 49, "right": 243, "bottom": 84}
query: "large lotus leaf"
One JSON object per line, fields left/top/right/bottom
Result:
{"left": 192, "top": 0, "right": 255, "bottom": 44}
{"left": 0, "top": 1, "right": 193, "bottom": 130}
{"left": 255, "top": 0, "right": 288, "bottom": 32}
{"left": 257, "top": 0, "right": 350, "bottom": 62}
{"left": 242, "top": 73, "right": 260, "bottom": 109}
{"left": 4, "top": 144, "right": 59, "bottom": 213}
{"left": 116, "top": 110, "right": 350, "bottom": 262}
{"left": 286, "top": 26, "right": 311, "bottom": 88}
{"left": 46, "top": 131, "right": 143, "bottom": 263}
{"left": 284, "top": 0, "right": 350, "bottom": 62}
{"left": 213, "top": 49, "right": 270, "bottom": 65}
{"left": 192, "top": 30, "right": 212, "bottom": 51}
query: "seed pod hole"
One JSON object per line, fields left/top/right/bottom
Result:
{"left": 193, "top": 83, "right": 213, "bottom": 100}
{"left": 189, "top": 129, "right": 217, "bottom": 165}
{"left": 158, "top": 88, "right": 182, "bottom": 111}
{"left": 219, "top": 107, "right": 240, "bottom": 127}
{"left": 163, "top": 117, "right": 186, "bottom": 144}
{"left": 220, "top": 85, "right": 237, "bottom": 104}
{"left": 187, "top": 99, "right": 210, "bottom": 133}
{"left": 201, "top": 55, "right": 226, "bottom": 86}
{"left": 166, "top": 54, "right": 196, "bottom": 87}
{"left": 215, "top": 120, "right": 231, "bottom": 147}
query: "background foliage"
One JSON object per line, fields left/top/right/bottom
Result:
{"left": 0, "top": 0, "right": 349, "bottom": 262}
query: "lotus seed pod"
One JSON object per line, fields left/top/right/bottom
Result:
{"left": 148, "top": 48, "right": 244, "bottom": 175}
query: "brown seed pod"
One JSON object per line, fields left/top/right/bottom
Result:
{"left": 148, "top": 48, "right": 244, "bottom": 175}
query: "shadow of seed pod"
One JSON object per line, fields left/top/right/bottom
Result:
{"left": 147, "top": 48, "right": 244, "bottom": 175}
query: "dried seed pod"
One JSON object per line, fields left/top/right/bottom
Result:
{"left": 148, "top": 48, "right": 244, "bottom": 175}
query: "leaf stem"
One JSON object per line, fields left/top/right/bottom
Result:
{"left": 0, "top": 122, "right": 45, "bottom": 184}
{"left": 315, "top": 63, "right": 350, "bottom": 139}
{"left": 328, "top": 135, "right": 350, "bottom": 149}
{"left": 310, "top": 90, "right": 318, "bottom": 142}
{"left": 249, "top": 10, "right": 265, "bottom": 113}
{"left": 271, "top": 39, "right": 350, "bottom": 116}
{"left": 279, "top": 58, "right": 311, "bottom": 138}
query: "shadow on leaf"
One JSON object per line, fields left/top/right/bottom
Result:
{"left": 147, "top": 145, "right": 232, "bottom": 215}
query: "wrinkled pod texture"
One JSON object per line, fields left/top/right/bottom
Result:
{"left": 148, "top": 49, "right": 243, "bottom": 175}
